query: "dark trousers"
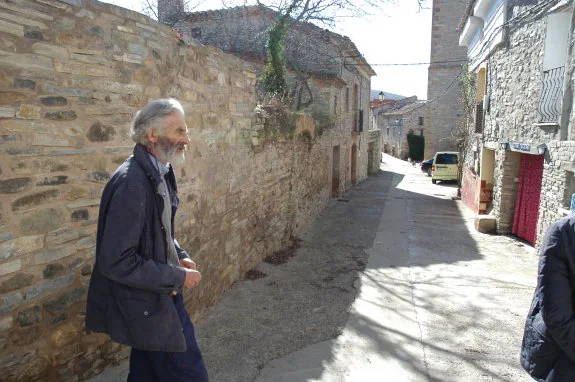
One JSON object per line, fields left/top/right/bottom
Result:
{"left": 127, "top": 294, "right": 208, "bottom": 382}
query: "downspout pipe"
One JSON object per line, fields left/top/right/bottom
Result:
{"left": 560, "top": 0, "right": 575, "bottom": 140}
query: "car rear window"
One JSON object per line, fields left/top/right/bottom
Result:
{"left": 436, "top": 153, "right": 458, "bottom": 164}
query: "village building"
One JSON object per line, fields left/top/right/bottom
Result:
{"left": 163, "top": 2, "right": 380, "bottom": 185}
{"left": 372, "top": 96, "right": 425, "bottom": 160}
{"left": 424, "top": 0, "right": 469, "bottom": 158}
{"left": 458, "top": 0, "right": 575, "bottom": 246}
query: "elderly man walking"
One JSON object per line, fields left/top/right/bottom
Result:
{"left": 86, "top": 99, "right": 209, "bottom": 381}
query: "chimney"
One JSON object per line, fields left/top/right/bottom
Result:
{"left": 158, "top": 0, "right": 184, "bottom": 25}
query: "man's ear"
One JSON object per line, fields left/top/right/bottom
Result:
{"left": 147, "top": 128, "right": 158, "bottom": 144}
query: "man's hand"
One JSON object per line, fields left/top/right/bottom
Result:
{"left": 183, "top": 269, "right": 201, "bottom": 289}
{"left": 179, "top": 258, "right": 197, "bottom": 270}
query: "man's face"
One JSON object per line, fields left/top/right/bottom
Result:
{"left": 153, "top": 112, "right": 190, "bottom": 166}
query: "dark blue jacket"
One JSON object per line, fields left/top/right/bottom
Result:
{"left": 521, "top": 215, "right": 575, "bottom": 380}
{"left": 86, "top": 144, "right": 189, "bottom": 352}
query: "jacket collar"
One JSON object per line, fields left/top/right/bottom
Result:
{"left": 133, "top": 144, "right": 178, "bottom": 192}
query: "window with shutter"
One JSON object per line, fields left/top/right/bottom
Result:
{"left": 475, "top": 103, "right": 484, "bottom": 134}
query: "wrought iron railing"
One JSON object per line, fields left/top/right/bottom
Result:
{"left": 538, "top": 66, "right": 565, "bottom": 123}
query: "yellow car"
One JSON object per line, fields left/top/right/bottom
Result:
{"left": 431, "top": 151, "right": 458, "bottom": 184}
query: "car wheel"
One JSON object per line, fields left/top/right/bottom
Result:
{"left": 432, "top": 179, "right": 437, "bottom": 184}
{"left": 427, "top": 168, "right": 432, "bottom": 177}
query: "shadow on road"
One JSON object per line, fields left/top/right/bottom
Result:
{"left": 196, "top": 166, "right": 532, "bottom": 382}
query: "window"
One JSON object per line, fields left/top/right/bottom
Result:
{"left": 345, "top": 88, "right": 349, "bottom": 112}
{"left": 435, "top": 153, "right": 458, "bottom": 165}
{"left": 539, "top": 11, "right": 570, "bottom": 125}
{"left": 334, "top": 95, "right": 338, "bottom": 115}
{"left": 475, "top": 67, "right": 487, "bottom": 134}
{"left": 386, "top": 127, "right": 389, "bottom": 136}
{"left": 191, "top": 27, "right": 202, "bottom": 39}
{"left": 562, "top": 171, "right": 575, "bottom": 210}
{"left": 418, "top": 116, "right": 424, "bottom": 126}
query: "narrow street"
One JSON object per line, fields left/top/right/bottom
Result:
{"left": 90, "top": 154, "right": 539, "bottom": 382}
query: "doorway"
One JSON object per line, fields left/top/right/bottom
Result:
{"left": 367, "top": 142, "right": 374, "bottom": 174}
{"left": 332, "top": 146, "right": 340, "bottom": 197}
{"left": 512, "top": 154, "right": 544, "bottom": 245}
{"left": 351, "top": 143, "right": 357, "bottom": 185}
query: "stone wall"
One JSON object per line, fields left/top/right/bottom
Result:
{"left": 424, "top": 0, "right": 468, "bottom": 159}
{"left": 0, "top": 1, "right": 367, "bottom": 380}
{"left": 463, "top": 2, "right": 575, "bottom": 246}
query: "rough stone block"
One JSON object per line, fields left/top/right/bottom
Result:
{"left": 86, "top": 121, "right": 115, "bottom": 142}
{"left": 0, "top": 291, "right": 23, "bottom": 312}
{"left": 34, "top": 246, "right": 76, "bottom": 265}
{"left": 24, "top": 30, "right": 47, "bottom": 41}
{"left": 52, "top": 323, "right": 79, "bottom": 348}
{"left": 54, "top": 61, "right": 115, "bottom": 77}
{"left": 0, "top": 273, "right": 34, "bottom": 294}
{"left": 0, "top": 177, "right": 31, "bottom": 193}
{"left": 475, "top": 215, "right": 497, "bottom": 234}
{"left": 20, "top": 208, "right": 64, "bottom": 234}
{"left": 0, "top": 90, "right": 28, "bottom": 104}
{"left": 54, "top": 342, "right": 86, "bottom": 365}
{"left": 16, "top": 104, "right": 42, "bottom": 120}
{"left": 32, "top": 42, "right": 69, "bottom": 58}
{"left": 32, "top": 133, "right": 72, "bottom": 147}
{"left": 42, "top": 287, "right": 85, "bottom": 313}
{"left": 0, "top": 106, "right": 16, "bottom": 118}
{"left": 40, "top": 96, "right": 68, "bottom": 106}
{"left": 71, "top": 209, "right": 89, "bottom": 222}
{"left": 45, "top": 110, "right": 77, "bottom": 121}
{"left": 17, "top": 305, "right": 42, "bottom": 327}
{"left": 0, "top": 316, "right": 13, "bottom": 331}
{"left": 43, "top": 263, "right": 65, "bottom": 279}
{"left": 0, "top": 19, "right": 24, "bottom": 36}
{"left": 12, "top": 189, "right": 60, "bottom": 211}
{"left": 26, "top": 274, "right": 74, "bottom": 300}
{"left": 10, "top": 325, "right": 41, "bottom": 346}
{"left": 0, "top": 235, "right": 44, "bottom": 261}
{"left": 44, "top": 85, "right": 91, "bottom": 97}
{"left": 47, "top": 147, "right": 95, "bottom": 156}
{"left": 37, "top": 176, "right": 68, "bottom": 186}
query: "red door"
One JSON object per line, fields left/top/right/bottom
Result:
{"left": 512, "top": 154, "right": 544, "bottom": 245}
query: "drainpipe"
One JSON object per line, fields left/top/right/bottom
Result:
{"left": 560, "top": 0, "right": 575, "bottom": 140}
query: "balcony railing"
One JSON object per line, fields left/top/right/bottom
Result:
{"left": 539, "top": 66, "right": 565, "bottom": 124}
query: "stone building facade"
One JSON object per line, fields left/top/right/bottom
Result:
{"left": 0, "top": 0, "right": 377, "bottom": 380}
{"left": 373, "top": 96, "right": 425, "bottom": 160}
{"left": 424, "top": 0, "right": 469, "bottom": 158}
{"left": 459, "top": 0, "right": 575, "bottom": 246}
{"left": 165, "top": 3, "right": 379, "bottom": 186}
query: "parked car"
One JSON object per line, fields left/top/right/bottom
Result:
{"left": 420, "top": 158, "right": 434, "bottom": 176}
{"left": 431, "top": 151, "right": 458, "bottom": 184}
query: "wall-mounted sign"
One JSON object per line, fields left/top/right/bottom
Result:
{"left": 509, "top": 142, "right": 540, "bottom": 155}
{"left": 511, "top": 142, "right": 531, "bottom": 152}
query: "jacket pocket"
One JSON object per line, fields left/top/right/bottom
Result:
{"left": 116, "top": 290, "right": 184, "bottom": 351}
{"left": 521, "top": 312, "right": 561, "bottom": 380}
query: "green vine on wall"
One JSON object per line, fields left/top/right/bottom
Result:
{"left": 260, "top": 3, "right": 297, "bottom": 98}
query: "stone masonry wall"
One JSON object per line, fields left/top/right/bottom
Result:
{"left": 424, "top": 0, "right": 467, "bottom": 158}
{"left": 0, "top": 1, "right": 360, "bottom": 380}
{"left": 476, "top": 3, "right": 572, "bottom": 246}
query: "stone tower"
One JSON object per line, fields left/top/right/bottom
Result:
{"left": 157, "top": 0, "right": 185, "bottom": 25}
{"left": 424, "top": 0, "right": 468, "bottom": 158}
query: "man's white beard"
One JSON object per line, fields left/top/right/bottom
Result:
{"left": 156, "top": 138, "right": 186, "bottom": 167}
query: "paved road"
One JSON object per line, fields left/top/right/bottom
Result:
{"left": 88, "top": 155, "right": 538, "bottom": 382}
{"left": 256, "top": 155, "right": 538, "bottom": 381}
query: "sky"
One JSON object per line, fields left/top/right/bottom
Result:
{"left": 100, "top": 0, "right": 432, "bottom": 100}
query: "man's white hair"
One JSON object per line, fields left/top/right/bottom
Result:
{"left": 130, "top": 98, "right": 185, "bottom": 146}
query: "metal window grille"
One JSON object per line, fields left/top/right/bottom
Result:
{"left": 538, "top": 66, "right": 565, "bottom": 124}
{"left": 474, "top": 103, "right": 484, "bottom": 134}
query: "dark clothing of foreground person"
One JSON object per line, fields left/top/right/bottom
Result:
{"left": 521, "top": 215, "right": 575, "bottom": 381}
{"left": 86, "top": 99, "right": 208, "bottom": 381}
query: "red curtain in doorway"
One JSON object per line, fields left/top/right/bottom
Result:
{"left": 512, "top": 154, "right": 544, "bottom": 245}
